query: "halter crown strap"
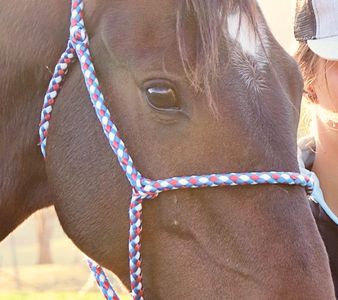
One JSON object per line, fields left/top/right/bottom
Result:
{"left": 39, "top": 0, "right": 143, "bottom": 192}
{"left": 39, "top": 1, "right": 314, "bottom": 299}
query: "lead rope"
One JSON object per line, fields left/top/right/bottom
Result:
{"left": 38, "top": 1, "right": 314, "bottom": 299}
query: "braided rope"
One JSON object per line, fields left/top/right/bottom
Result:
{"left": 39, "top": 42, "right": 76, "bottom": 158}
{"left": 87, "top": 260, "right": 120, "bottom": 300}
{"left": 39, "top": 1, "right": 314, "bottom": 299}
{"left": 142, "top": 171, "right": 312, "bottom": 193}
{"left": 129, "top": 192, "right": 145, "bottom": 299}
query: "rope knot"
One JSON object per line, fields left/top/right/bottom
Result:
{"left": 132, "top": 187, "right": 158, "bottom": 201}
{"left": 70, "top": 25, "right": 88, "bottom": 45}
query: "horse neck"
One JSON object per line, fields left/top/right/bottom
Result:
{"left": 0, "top": 0, "right": 70, "bottom": 240}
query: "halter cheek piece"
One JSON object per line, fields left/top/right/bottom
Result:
{"left": 38, "top": 1, "right": 313, "bottom": 299}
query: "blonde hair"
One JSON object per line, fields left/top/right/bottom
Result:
{"left": 294, "top": 42, "right": 337, "bottom": 135}
{"left": 294, "top": 41, "right": 322, "bottom": 101}
{"left": 294, "top": 42, "right": 318, "bottom": 136}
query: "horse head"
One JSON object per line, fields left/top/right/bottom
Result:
{"left": 0, "top": 1, "right": 334, "bottom": 298}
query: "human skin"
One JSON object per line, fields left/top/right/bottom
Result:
{"left": 312, "top": 60, "right": 338, "bottom": 215}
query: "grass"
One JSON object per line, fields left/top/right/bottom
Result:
{"left": 0, "top": 292, "right": 132, "bottom": 300}
{"left": 0, "top": 264, "right": 130, "bottom": 297}
{"left": 0, "top": 292, "right": 102, "bottom": 300}
{"left": 0, "top": 264, "right": 92, "bottom": 290}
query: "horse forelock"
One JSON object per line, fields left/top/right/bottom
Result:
{"left": 177, "top": 0, "right": 269, "bottom": 112}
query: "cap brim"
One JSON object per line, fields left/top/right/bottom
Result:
{"left": 307, "top": 36, "right": 338, "bottom": 61}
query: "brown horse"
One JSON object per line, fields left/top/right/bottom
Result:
{"left": 0, "top": 0, "right": 335, "bottom": 298}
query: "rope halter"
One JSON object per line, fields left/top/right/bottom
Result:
{"left": 39, "top": 1, "right": 314, "bottom": 299}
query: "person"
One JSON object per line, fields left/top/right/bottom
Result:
{"left": 294, "top": 0, "right": 338, "bottom": 295}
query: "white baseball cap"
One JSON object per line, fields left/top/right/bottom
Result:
{"left": 294, "top": 0, "right": 338, "bottom": 61}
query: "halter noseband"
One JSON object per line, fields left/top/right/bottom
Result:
{"left": 39, "top": 1, "right": 313, "bottom": 299}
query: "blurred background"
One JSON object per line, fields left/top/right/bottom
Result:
{"left": 259, "top": 0, "right": 296, "bottom": 53}
{"left": 0, "top": 1, "right": 300, "bottom": 299}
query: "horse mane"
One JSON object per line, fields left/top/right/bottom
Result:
{"left": 177, "top": 0, "right": 260, "bottom": 111}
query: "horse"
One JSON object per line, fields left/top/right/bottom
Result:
{"left": 0, "top": 0, "right": 335, "bottom": 299}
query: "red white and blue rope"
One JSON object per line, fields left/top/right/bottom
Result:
{"left": 38, "top": 1, "right": 314, "bottom": 299}
{"left": 39, "top": 41, "right": 76, "bottom": 158}
{"left": 87, "top": 259, "right": 120, "bottom": 300}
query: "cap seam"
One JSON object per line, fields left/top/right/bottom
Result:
{"left": 312, "top": 0, "right": 320, "bottom": 38}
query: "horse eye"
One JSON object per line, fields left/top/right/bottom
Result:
{"left": 145, "top": 87, "right": 180, "bottom": 110}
